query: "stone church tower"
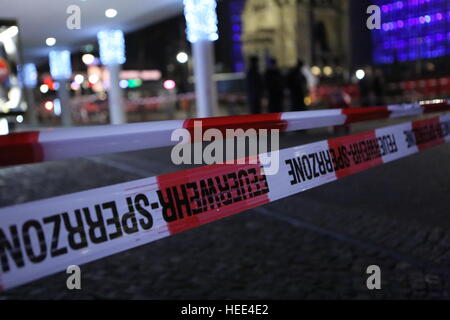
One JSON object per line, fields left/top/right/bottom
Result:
{"left": 241, "top": 0, "right": 350, "bottom": 71}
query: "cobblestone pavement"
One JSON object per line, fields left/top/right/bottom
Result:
{"left": 1, "top": 114, "right": 450, "bottom": 299}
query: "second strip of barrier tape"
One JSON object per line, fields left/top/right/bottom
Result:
{"left": 1, "top": 100, "right": 449, "bottom": 167}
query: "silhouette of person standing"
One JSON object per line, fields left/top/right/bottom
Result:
{"left": 264, "top": 58, "right": 284, "bottom": 113}
{"left": 287, "top": 60, "right": 308, "bottom": 111}
{"left": 246, "top": 56, "right": 263, "bottom": 114}
{"left": 373, "top": 68, "right": 385, "bottom": 105}
{"left": 358, "top": 67, "right": 372, "bottom": 107}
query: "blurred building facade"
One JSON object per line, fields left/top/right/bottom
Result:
{"left": 241, "top": 0, "right": 351, "bottom": 71}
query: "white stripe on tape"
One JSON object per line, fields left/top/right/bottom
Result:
{"left": 40, "top": 120, "right": 185, "bottom": 161}
{"left": 281, "top": 109, "right": 346, "bottom": 131}
{"left": 266, "top": 140, "right": 336, "bottom": 202}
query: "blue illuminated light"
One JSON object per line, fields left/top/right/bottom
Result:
{"left": 97, "top": 30, "right": 126, "bottom": 65}
{"left": 184, "top": 0, "right": 219, "bottom": 43}
{"left": 372, "top": 0, "right": 450, "bottom": 64}
{"left": 49, "top": 50, "right": 72, "bottom": 80}
{"left": 228, "top": 0, "right": 245, "bottom": 72}
{"left": 22, "top": 63, "right": 37, "bottom": 88}
{"left": 53, "top": 98, "right": 61, "bottom": 116}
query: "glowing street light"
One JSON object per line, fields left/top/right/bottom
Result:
{"left": 323, "top": 66, "right": 333, "bottom": 77}
{"left": 105, "top": 8, "right": 118, "bottom": 18}
{"left": 311, "top": 66, "right": 321, "bottom": 76}
{"left": 119, "top": 79, "right": 128, "bottom": 89}
{"left": 45, "top": 37, "right": 56, "bottom": 47}
{"left": 74, "top": 74, "right": 84, "bottom": 84}
{"left": 176, "top": 52, "right": 189, "bottom": 64}
{"left": 88, "top": 74, "right": 99, "bottom": 84}
{"left": 40, "top": 84, "right": 49, "bottom": 94}
{"left": 44, "top": 100, "right": 54, "bottom": 111}
{"left": 82, "top": 53, "right": 95, "bottom": 65}
{"left": 356, "top": 69, "right": 366, "bottom": 80}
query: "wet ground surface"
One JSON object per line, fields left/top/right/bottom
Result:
{"left": 1, "top": 114, "right": 450, "bottom": 299}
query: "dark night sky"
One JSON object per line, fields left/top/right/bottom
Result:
{"left": 124, "top": 15, "right": 187, "bottom": 72}
{"left": 350, "top": 0, "right": 373, "bottom": 68}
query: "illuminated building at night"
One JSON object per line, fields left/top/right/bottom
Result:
{"left": 241, "top": 0, "right": 351, "bottom": 70}
{"left": 371, "top": 0, "right": 450, "bottom": 64}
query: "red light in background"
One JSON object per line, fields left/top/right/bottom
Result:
{"left": 164, "top": 80, "right": 176, "bottom": 90}
{"left": 43, "top": 75, "right": 55, "bottom": 90}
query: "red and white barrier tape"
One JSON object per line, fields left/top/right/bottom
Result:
{"left": 0, "top": 100, "right": 449, "bottom": 167}
{"left": 1, "top": 113, "right": 450, "bottom": 291}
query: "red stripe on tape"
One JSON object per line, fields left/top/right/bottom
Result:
{"left": 183, "top": 113, "right": 287, "bottom": 142}
{"left": 156, "top": 159, "right": 270, "bottom": 235}
{"left": 412, "top": 117, "right": 445, "bottom": 151}
{"left": 343, "top": 106, "right": 390, "bottom": 124}
{"left": 422, "top": 102, "right": 450, "bottom": 114}
{"left": 0, "top": 131, "right": 43, "bottom": 166}
{"left": 328, "top": 130, "right": 383, "bottom": 179}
